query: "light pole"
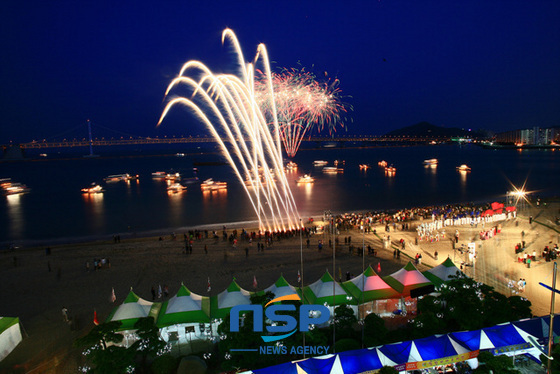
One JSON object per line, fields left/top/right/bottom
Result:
{"left": 300, "top": 218, "right": 306, "bottom": 358}
{"left": 547, "top": 262, "right": 557, "bottom": 374}
{"left": 361, "top": 224, "right": 365, "bottom": 348}
{"left": 332, "top": 214, "right": 336, "bottom": 353}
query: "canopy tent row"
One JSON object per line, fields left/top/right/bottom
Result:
{"left": 0, "top": 317, "right": 22, "bottom": 362}
{"left": 105, "top": 260, "right": 459, "bottom": 345}
{"left": 244, "top": 315, "right": 560, "bottom": 374}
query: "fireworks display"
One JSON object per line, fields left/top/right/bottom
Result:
{"left": 255, "top": 68, "right": 350, "bottom": 158}
{"left": 157, "top": 29, "right": 300, "bottom": 232}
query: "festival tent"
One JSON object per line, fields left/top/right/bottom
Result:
{"left": 302, "top": 271, "right": 357, "bottom": 307}
{"left": 210, "top": 280, "right": 252, "bottom": 319}
{"left": 261, "top": 275, "right": 297, "bottom": 299}
{"left": 382, "top": 262, "right": 433, "bottom": 297}
{"left": 106, "top": 289, "right": 161, "bottom": 331}
{"left": 0, "top": 317, "right": 22, "bottom": 362}
{"left": 341, "top": 265, "right": 400, "bottom": 303}
{"left": 157, "top": 284, "right": 212, "bottom": 345}
{"left": 157, "top": 284, "right": 210, "bottom": 327}
{"left": 422, "top": 257, "right": 463, "bottom": 287}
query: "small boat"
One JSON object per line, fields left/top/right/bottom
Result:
{"left": 323, "top": 167, "right": 344, "bottom": 174}
{"left": 176, "top": 153, "right": 185, "bottom": 157}
{"left": 151, "top": 171, "right": 166, "bottom": 179}
{"left": 39, "top": 153, "right": 47, "bottom": 158}
{"left": 456, "top": 164, "right": 471, "bottom": 171}
{"left": 167, "top": 183, "right": 186, "bottom": 193}
{"left": 385, "top": 166, "right": 396, "bottom": 173}
{"left": 313, "top": 160, "right": 328, "bottom": 166}
{"left": 359, "top": 164, "right": 370, "bottom": 170}
{"left": 1, "top": 179, "right": 30, "bottom": 195}
{"left": 165, "top": 172, "right": 181, "bottom": 181}
{"left": 333, "top": 160, "right": 345, "bottom": 166}
{"left": 296, "top": 175, "right": 315, "bottom": 184}
{"left": 81, "top": 183, "right": 104, "bottom": 194}
{"left": 200, "top": 178, "right": 227, "bottom": 191}
{"left": 104, "top": 174, "right": 138, "bottom": 183}
{"left": 423, "top": 159, "right": 438, "bottom": 165}
{"left": 378, "top": 160, "right": 388, "bottom": 167}
{"left": 286, "top": 161, "right": 298, "bottom": 170}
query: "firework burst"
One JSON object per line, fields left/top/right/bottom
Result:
{"left": 255, "top": 68, "right": 350, "bottom": 157}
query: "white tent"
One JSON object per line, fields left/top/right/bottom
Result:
{"left": 0, "top": 317, "right": 22, "bottom": 362}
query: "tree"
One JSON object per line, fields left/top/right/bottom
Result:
{"left": 75, "top": 321, "right": 135, "bottom": 373}
{"left": 363, "top": 313, "right": 388, "bottom": 347}
{"left": 378, "top": 366, "right": 398, "bottom": 374}
{"left": 473, "top": 351, "right": 521, "bottom": 374}
{"left": 332, "top": 304, "right": 357, "bottom": 340}
{"left": 129, "top": 317, "right": 168, "bottom": 373}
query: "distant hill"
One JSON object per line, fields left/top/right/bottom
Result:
{"left": 384, "top": 122, "right": 483, "bottom": 138}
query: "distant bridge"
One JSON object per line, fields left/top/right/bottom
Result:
{"left": 7, "top": 135, "right": 450, "bottom": 150}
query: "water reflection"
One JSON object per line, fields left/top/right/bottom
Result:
{"left": 167, "top": 189, "right": 185, "bottom": 224}
{"left": 82, "top": 193, "right": 104, "bottom": 231}
{"left": 6, "top": 194, "right": 24, "bottom": 238}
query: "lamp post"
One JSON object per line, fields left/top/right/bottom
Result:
{"left": 300, "top": 218, "right": 306, "bottom": 358}
{"left": 332, "top": 213, "right": 336, "bottom": 353}
{"left": 547, "top": 262, "right": 557, "bottom": 374}
{"left": 361, "top": 224, "right": 365, "bottom": 348}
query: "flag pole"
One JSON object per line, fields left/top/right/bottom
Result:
{"left": 300, "top": 218, "right": 306, "bottom": 358}
{"left": 547, "top": 262, "right": 557, "bottom": 374}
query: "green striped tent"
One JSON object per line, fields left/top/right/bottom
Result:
{"left": 422, "top": 257, "right": 464, "bottom": 287}
{"left": 302, "top": 271, "right": 357, "bottom": 306}
{"left": 262, "top": 275, "right": 297, "bottom": 299}
{"left": 383, "top": 262, "right": 433, "bottom": 297}
{"left": 210, "top": 280, "right": 252, "bottom": 319}
{"left": 106, "top": 289, "right": 161, "bottom": 331}
{"left": 342, "top": 266, "right": 400, "bottom": 303}
{"left": 156, "top": 284, "right": 210, "bottom": 328}
{"left": 0, "top": 317, "right": 22, "bottom": 362}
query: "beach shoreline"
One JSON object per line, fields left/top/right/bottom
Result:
{"left": 1, "top": 201, "right": 559, "bottom": 373}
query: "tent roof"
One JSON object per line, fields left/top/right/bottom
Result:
{"left": 303, "top": 271, "right": 356, "bottom": 306}
{"left": 342, "top": 266, "right": 400, "bottom": 302}
{"left": 157, "top": 284, "right": 210, "bottom": 327}
{"left": 383, "top": 262, "right": 433, "bottom": 296}
{"left": 210, "top": 280, "right": 252, "bottom": 319}
{"left": 0, "top": 317, "right": 19, "bottom": 334}
{"left": 106, "top": 289, "right": 160, "bottom": 330}
{"left": 263, "top": 275, "right": 297, "bottom": 299}
{"left": 423, "top": 257, "right": 463, "bottom": 286}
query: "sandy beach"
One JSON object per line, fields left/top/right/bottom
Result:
{"left": 1, "top": 202, "right": 559, "bottom": 373}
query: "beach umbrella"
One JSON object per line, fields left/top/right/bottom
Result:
{"left": 302, "top": 270, "right": 356, "bottom": 306}
{"left": 106, "top": 289, "right": 160, "bottom": 331}
{"left": 262, "top": 275, "right": 297, "bottom": 299}
{"left": 422, "top": 257, "right": 464, "bottom": 287}
{"left": 0, "top": 317, "right": 22, "bottom": 362}
{"left": 210, "top": 279, "right": 252, "bottom": 319}
{"left": 156, "top": 283, "right": 210, "bottom": 328}
{"left": 383, "top": 262, "right": 433, "bottom": 297}
{"left": 341, "top": 265, "right": 400, "bottom": 303}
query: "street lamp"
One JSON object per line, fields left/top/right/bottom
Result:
{"left": 361, "top": 224, "right": 365, "bottom": 348}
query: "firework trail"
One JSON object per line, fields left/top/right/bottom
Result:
{"left": 158, "top": 29, "right": 300, "bottom": 232}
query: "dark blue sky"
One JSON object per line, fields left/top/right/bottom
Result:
{"left": 1, "top": 1, "right": 559, "bottom": 143}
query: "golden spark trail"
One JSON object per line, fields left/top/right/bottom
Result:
{"left": 158, "top": 29, "right": 300, "bottom": 232}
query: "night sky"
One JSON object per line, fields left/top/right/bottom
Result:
{"left": 1, "top": 1, "right": 559, "bottom": 143}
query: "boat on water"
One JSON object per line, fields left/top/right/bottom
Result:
{"left": 423, "top": 159, "right": 438, "bottom": 165}
{"left": 81, "top": 183, "right": 104, "bottom": 194}
{"left": 151, "top": 171, "right": 166, "bottom": 179}
{"left": 286, "top": 161, "right": 298, "bottom": 170}
{"left": 313, "top": 160, "right": 328, "bottom": 166}
{"left": 296, "top": 175, "right": 315, "bottom": 184}
{"left": 359, "top": 164, "right": 370, "bottom": 170}
{"left": 385, "top": 165, "right": 396, "bottom": 173}
{"left": 1, "top": 179, "right": 30, "bottom": 195}
{"left": 378, "top": 160, "right": 388, "bottom": 167}
{"left": 200, "top": 178, "right": 227, "bottom": 191}
{"left": 104, "top": 173, "right": 138, "bottom": 183}
{"left": 167, "top": 183, "right": 187, "bottom": 193}
{"left": 323, "top": 167, "right": 344, "bottom": 174}
{"left": 165, "top": 172, "right": 181, "bottom": 181}
{"left": 456, "top": 164, "right": 471, "bottom": 171}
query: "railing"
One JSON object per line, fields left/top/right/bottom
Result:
{"left": 10, "top": 135, "right": 451, "bottom": 149}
